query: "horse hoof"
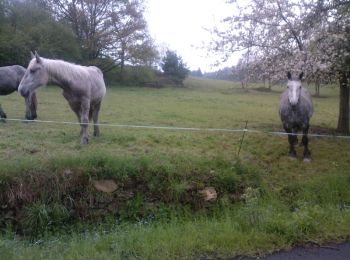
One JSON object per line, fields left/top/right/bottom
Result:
{"left": 288, "top": 151, "right": 297, "bottom": 160}
{"left": 303, "top": 158, "right": 312, "bottom": 163}
{"left": 81, "top": 137, "right": 89, "bottom": 144}
{"left": 23, "top": 119, "right": 35, "bottom": 123}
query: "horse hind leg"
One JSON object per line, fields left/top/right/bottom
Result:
{"left": 91, "top": 101, "right": 102, "bottom": 137}
{"left": 68, "top": 100, "right": 89, "bottom": 144}
{"left": 80, "top": 102, "right": 90, "bottom": 144}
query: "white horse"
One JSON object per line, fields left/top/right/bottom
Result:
{"left": 18, "top": 52, "right": 106, "bottom": 144}
{"left": 279, "top": 72, "right": 313, "bottom": 162}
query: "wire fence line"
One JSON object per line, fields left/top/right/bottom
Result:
{"left": 1, "top": 117, "right": 350, "bottom": 140}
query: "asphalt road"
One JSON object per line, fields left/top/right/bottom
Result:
{"left": 235, "top": 242, "right": 350, "bottom": 260}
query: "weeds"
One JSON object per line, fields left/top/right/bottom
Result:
{"left": 23, "top": 202, "right": 70, "bottom": 238}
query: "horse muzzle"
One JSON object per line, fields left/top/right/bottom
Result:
{"left": 18, "top": 86, "right": 30, "bottom": 97}
{"left": 291, "top": 103, "right": 298, "bottom": 110}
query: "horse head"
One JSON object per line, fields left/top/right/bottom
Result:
{"left": 18, "top": 51, "right": 48, "bottom": 97}
{"left": 287, "top": 72, "right": 303, "bottom": 109}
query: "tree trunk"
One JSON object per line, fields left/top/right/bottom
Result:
{"left": 263, "top": 77, "right": 266, "bottom": 88}
{"left": 315, "top": 78, "right": 320, "bottom": 97}
{"left": 337, "top": 71, "right": 349, "bottom": 134}
{"left": 120, "top": 42, "right": 126, "bottom": 82}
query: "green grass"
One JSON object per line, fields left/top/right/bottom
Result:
{"left": 0, "top": 77, "right": 349, "bottom": 259}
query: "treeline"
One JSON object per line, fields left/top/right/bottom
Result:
{"left": 201, "top": 67, "right": 238, "bottom": 81}
{"left": 191, "top": 66, "right": 244, "bottom": 82}
{"left": 0, "top": 0, "right": 188, "bottom": 86}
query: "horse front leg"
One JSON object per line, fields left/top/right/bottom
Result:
{"left": 0, "top": 104, "right": 6, "bottom": 120}
{"left": 24, "top": 92, "right": 38, "bottom": 120}
{"left": 302, "top": 127, "right": 311, "bottom": 162}
{"left": 285, "top": 127, "right": 297, "bottom": 159}
{"left": 80, "top": 100, "right": 90, "bottom": 144}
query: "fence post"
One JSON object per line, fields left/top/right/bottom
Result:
{"left": 237, "top": 121, "right": 248, "bottom": 157}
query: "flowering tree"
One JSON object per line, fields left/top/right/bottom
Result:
{"left": 209, "top": 0, "right": 350, "bottom": 133}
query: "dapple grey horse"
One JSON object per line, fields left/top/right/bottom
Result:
{"left": 18, "top": 52, "right": 106, "bottom": 144}
{"left": 0, "top": 65, "right": 37, "bottom": 120}
{"left": 279, "top": 72, "right": 313, "bottom": 162}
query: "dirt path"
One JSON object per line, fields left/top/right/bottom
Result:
{"left": 236, "top": 241, "right": 350, "bottom": 260}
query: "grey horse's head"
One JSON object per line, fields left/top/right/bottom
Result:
{"left": 18, "top": 52, "right": 48, "bottom": 97}
{"left": 287, "top": 72, "right": 304, "bottom": 108}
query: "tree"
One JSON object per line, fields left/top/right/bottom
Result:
{"left": 191, "top": 68, "right": 203, "bottom": 77}
{"left": 210, "top": 0, "right": 350, "bottom": 133}
{"left": 0, "top": 0, "right": 81, "bottom": 66}
{"left": 46, "top": 0, "right": 158, "bottom": 74}
{"left": 106, "top": 0, "right": 159, "bottom": 76}
{"left": 46, "top": 0, "right": 111, "bottom": 61}
{"left": 161, "top": 50, "right": 189, "bottom": 86}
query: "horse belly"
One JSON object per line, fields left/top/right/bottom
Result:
{"left": 0, "top": 74, "right": 17, "bottom": 95}
{"left": 0, "top": 86, "right": 16, "bottom": 95}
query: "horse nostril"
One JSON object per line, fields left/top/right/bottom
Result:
{"left": 291, "top": 102, "right": 299, "bottom": 110}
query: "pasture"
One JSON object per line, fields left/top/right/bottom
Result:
{"left": 0, "top": 77, "right": 349, "bottom": 259}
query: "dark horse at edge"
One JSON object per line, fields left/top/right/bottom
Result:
{"left": 0, "top": 65, "right": 37, "bottom": 120}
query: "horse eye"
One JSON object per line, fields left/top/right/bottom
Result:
{"left": 30, "top": 68, "right": 39, "bottom": 74}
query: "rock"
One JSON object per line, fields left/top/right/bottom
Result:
{"left": 199, "top": 187, "right": 217, "bottom": 202}
{"left": 92, "top": 180, "right": 118, "bottom": 193}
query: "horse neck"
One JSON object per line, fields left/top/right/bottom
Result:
{"left": 44, "top": 59, "right": 76, "bottom": 90}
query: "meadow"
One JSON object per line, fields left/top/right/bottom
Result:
{"left": 0, "top": 77, "right": 349, "bottom": 259}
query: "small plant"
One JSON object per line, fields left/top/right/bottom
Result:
{"left": 23, "top": 202, "right": 69, "bottom": 237}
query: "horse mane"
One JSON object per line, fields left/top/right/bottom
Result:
{"left": 39, "top": 58, "right": 91, "bottom": 82}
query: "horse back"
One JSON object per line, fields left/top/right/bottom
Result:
{"left": 12, "top": 65, "right": 26, "bottom": 77}
{"left": 89, "top": 66, "right": 103, "bottom": 75}
{"left": 0, "top": 65, "right": 26, "bottom": 94}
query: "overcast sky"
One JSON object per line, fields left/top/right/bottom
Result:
{"left": 145, "top": 0, "right": 238, "bottom": 72}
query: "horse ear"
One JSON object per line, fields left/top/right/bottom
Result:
{"left": 287, "top": 72, "right": 292, "bottom": 80}
{"left": 30, "top": 51, "right": 35, "bottom": 59}
{"left": 34, "top": 51, "right": 42, "bottom": 63}
{"left": 299, "top": 72, "right": 304, "bottom": 80}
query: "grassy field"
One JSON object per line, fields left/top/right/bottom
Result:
{"left": 0, "top": 77, "right": 349, "bottom": 259}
